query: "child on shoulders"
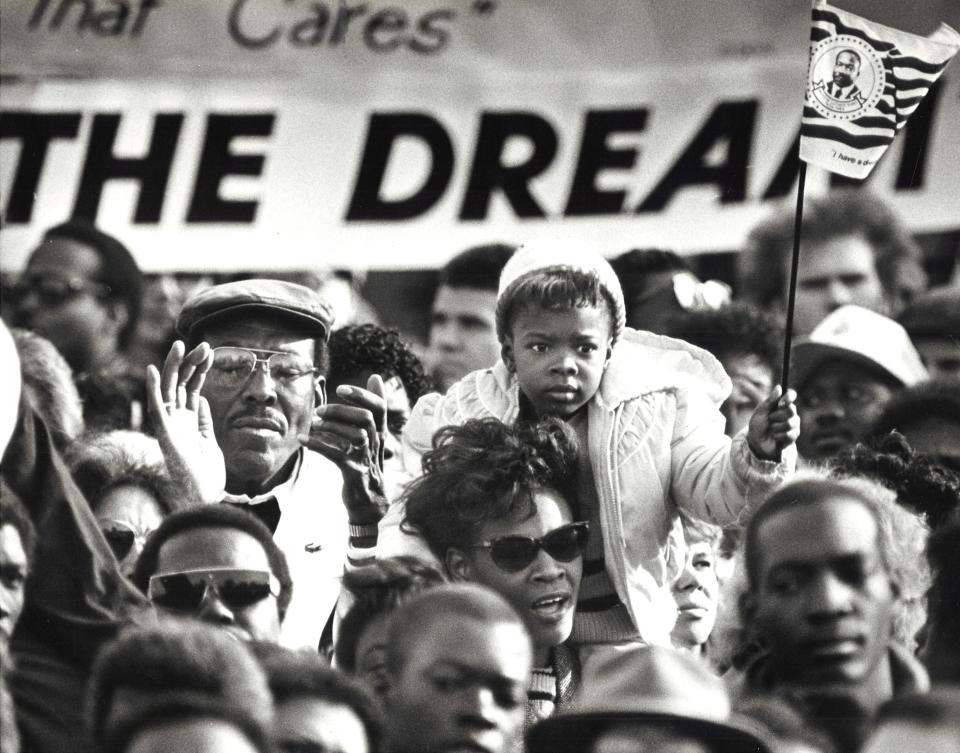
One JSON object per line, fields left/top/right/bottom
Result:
{"left": 378, "top": 239, "right": 799, "bottom": 649}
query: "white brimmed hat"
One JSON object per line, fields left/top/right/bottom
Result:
{"left": 792, "top": 305, "right": 928, "bottom": 388}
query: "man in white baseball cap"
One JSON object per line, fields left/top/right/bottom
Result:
{"left": 793, "top": 304, "right": 928, "bottom": 463}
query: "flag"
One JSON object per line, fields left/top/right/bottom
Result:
{"left": 800, "top": 0, "right": 960, "bottom": 179}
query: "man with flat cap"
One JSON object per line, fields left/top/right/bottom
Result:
{"left": 152, "top": 279, "right": 386, "bottom": 650}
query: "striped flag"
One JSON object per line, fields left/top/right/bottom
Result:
{"left": 800, "top": 0, "right": 959, "bottom": 179}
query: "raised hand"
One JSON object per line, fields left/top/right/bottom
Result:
{"left": 146, "top": 340, "right": 225, "bottom": 505}
{"left": 299, "top": 374, "right": 388, "bottom": 524}
{"left": 747, "top": 385, "right": 800, "bottom": 461}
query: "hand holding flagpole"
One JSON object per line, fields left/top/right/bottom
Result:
{"left": 780, "top": 0, "right": 959, "bottom": 395}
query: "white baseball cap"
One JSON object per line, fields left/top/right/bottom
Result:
{"left": 792, "top": 305, "right": 928, "bottom": 388}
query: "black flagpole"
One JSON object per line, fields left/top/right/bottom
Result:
{"left": 780, "top": 159, "right": 807, "bottom": 392}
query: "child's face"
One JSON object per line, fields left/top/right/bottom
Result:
{"left": 503, "top": 303, "right": 612, "bottom": 418}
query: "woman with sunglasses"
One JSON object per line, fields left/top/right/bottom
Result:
{"left": 401, "top": 417, "right": 586, "bottom": 729}
{"left": 69, "top": 433, "right": 179, "bottom": 578}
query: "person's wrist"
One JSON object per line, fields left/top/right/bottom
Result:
{"left": 747, "top": 434, "right": 775, "bottom": 461}
{"left": 343, "top": 484, "right": 385, "bottom": 523}
{"left": 348, "top": 522, "right": 379, "bottom": 538}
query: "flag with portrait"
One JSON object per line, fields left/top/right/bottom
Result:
{"left": 800, "top": 0, "right": 960, "bottom": 179}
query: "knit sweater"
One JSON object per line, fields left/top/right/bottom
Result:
{"left": 524, "top": 643, "right": 580, "bottom": 732}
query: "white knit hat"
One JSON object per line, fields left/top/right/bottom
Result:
{"left": 792, "top": 305, "right": 928, "bottom": 388}
{"left": 495, "top": 239, "right": 627, "bottom": 344}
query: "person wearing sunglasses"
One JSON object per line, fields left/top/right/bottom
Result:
{"left": 12, "top": 221, "right": 143, "bottom": 378}
{"left": 133, "top": 504, "right": 293, "bottom": 643}
{"left": 69, "top": 437, "right": 178, "bottom": 579}
{"left": 402, "top": 417, "right": 586, "bottom": 729}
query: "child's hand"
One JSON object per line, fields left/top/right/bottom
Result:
{"left": 747, "top": 385, "right": 800, "bottom": 461}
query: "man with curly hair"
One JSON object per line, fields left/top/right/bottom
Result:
{"left": 738, "top": 191, "right": 926, "bottom": 334}
{"left": 665, "top": 303, "right": 783, "bottom": 436}
{"left": 328, "top": 324, "right": 433, "bottom": 487}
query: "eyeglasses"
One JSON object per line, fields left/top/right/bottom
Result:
{"left": 471, "top": 522, "right": 590, "bottom": 572}
{"left": 98, "top": 519, "right": 153, "bottom": 561}
{"left": 12, "top": 276, "right": 111, "bottom": 307}
{"left": 147, "top": 568, "right": 281, "bottom": 612}
{"left": 207, "top": 347, "right": 317, "bottom": 391}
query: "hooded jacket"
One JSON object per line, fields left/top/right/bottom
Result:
{"left": 381, "top": 328, "right": 794, "bottom": 644}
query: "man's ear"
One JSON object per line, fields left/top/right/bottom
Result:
{"left": 501, "top": 339, "right": 515, "bottom": 374}
{"left": 445, "top": 548, "right": 473, "bottom": 582}
{"left": 314, "top": 375, "right": 327, "bottom": 407}
{"left": 604, "top": 337, "right": 614, "bottom": 367}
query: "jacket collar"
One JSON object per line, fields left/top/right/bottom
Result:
{"left": 596, "top": 327, "right": 731, "bottom": 409}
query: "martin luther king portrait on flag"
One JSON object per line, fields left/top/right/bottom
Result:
{"left": 810, "top": 38, "right": 879, "bottom": 115}
{"left": 829, "top": 48, "right": 863, "bottom": 99}
{"left": 800, "top": 0, "right": 959, "bottom": 180}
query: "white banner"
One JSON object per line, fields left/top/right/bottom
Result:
{"left": 2, "top": 1, "right": 958, "bottom": 271}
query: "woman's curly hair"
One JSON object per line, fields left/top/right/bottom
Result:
{"left": 401, "top": 417, "right": 581, "bottom": 561}
{"left": 830, "top": 431, "right": 960, "bottom": 529}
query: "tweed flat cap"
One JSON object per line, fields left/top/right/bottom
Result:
{"left": 177, "top": 279, "right": 335, "bottom": 342}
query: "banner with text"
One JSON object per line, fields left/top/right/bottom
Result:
{"left": 1, "top": 1, "right": 958, "bottom": 271}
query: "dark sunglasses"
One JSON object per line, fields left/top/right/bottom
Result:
{"left": 13, "top": 277, "right": 111, "bottom": 306}
{"left": 471, "top": 522, "right": 590, "bottom": 572}
{"left": 148, "top": 568, "right": 280, "bottom": 612}
{"left": 98, "top": 519, "right": 153, "bottom": 562}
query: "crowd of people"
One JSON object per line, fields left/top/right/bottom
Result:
{"left": 0, "top": 188, "right": 958, "bottom": 753}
